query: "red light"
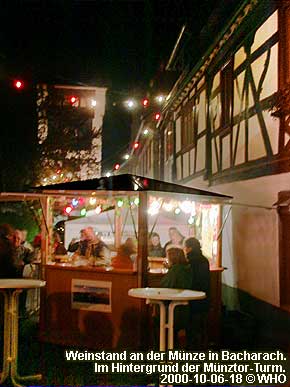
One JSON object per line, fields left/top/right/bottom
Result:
{"left": 65, "top": 206, "right": 73, "bottom": 215}
{"left": 114, "top": 163, "right": 120, "bottom": 170}
{"left": 142, "top": 98, "right": 149, "bottom": 108}
{"left": 155, "top": 113, "right": 161, "bottom": 121}
{"left": 69, "top": 96, "right": 78, "bottom": 104}
{"left": 78, "top": 197, "right": 85, "bottom": 205}
{"left": 14, "top": 80, "right": 24, "bottom": 89}
{"left": 133, "top": 142, "right": 140, "bottom": 150}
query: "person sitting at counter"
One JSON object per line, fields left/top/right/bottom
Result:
{"left": 161, "top": 246, "right": 192, "bottom": 290}
{"left": 184, "top": 237, "right": 210, "bottom": 309}
{"left": 111, "top": 239, "right": 136, "bottom": 270}
{"left": 164, "top": 227, "right": 185, "bottom": 251}
{"left": 53, "top": 231, "right": 67, "bottom": 255}
{"left": 68, "top": 227, "right": 111, "bottom": 265}
{"left": 148, "top": 232, "right": 165, "bottom": 257}
{"left": 160, "top": 247, "right": 192, "bottom": 346}
{"left": 68, "top": 229, "right": 87, "bottom": 255}
{"left": 184, "top": 237, "right": 210, "bottom": 350}
{"left": 83, "top": 227, "right": 111, "bottom": 262}
{"left": 123, "top": 237, "right": 137, "bottom": 254}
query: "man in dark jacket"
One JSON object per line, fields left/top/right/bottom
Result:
{"left": 184, "top": 237, "right": 210, "bottom": 349}
{"left": 0, "top": 224, "right": 19, "bottom": 279}
{"left": 0, "top": 224, "right": 20, "bottom": 330}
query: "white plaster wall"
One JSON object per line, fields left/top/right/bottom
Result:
{"left": 232, "top": 205, "right": 279, "bottom": 306}
{"left": 222, "top": 205, "right": 236, "bottom": 287}
{"left": 251, "top": 10, "right": 278, "bottom": 53}
{"left": 198, "top": 90, "right": 207, "bottom": 133}
{"left": 176, "top": 117, "right": 181, "bottom": 153}
{"left": 92, "top": 88, "right": 107, "bottom": 131}
{"left": 174, "top": 171, "right": 290, "bottom": 307}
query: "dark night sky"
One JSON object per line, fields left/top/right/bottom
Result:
{"left": 0, "top": 0, "right": 218, "bottom": 88}
{"left": 0, "top": 0, "right": 219, "bottom": 174}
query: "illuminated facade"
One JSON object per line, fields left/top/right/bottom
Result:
{"left": 124, "top": 0, "right": 290, "bottom": 340}
{"left": 37, "top": 84, "right": 107, "bottom": 184}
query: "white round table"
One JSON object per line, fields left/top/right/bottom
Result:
{"left": 128, "top": 287, "right": 205, "bottom": 351}
{"left": 0, "top": 279, "right": 46, "bottom": 387}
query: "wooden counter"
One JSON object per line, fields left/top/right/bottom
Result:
{"left": 39, "top": 264, "right": 149, "bottom": 349}
{"left": 40, "top": 263, "right": 223, "bottom": 349}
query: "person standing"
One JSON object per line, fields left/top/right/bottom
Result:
{"left": 0, "top": 224, "right": 19, "bottom": 279}
{"left": 13, "top": 229, "right": 34, "bottom": 276}
{"left": 148, "top": 232, "right": 165, "bottom": 257}
{"left": 13, "top": 229, "right": 34, "bottom": 316}
{"left": 184, "top": 237, "right": 210, "bottom": 349}
{"left": 53, "top": 231, "right": 67, "bottom": 255}
{"left": 19, "top": 229, "right": 33, "bottom": 252}
{"left": 164, "top": 227, "right": 185, "bottom": 251}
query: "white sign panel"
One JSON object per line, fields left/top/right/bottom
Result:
{"left": 71, "top": 279, "right": 112, "bottom": 312}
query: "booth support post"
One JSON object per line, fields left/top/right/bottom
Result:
{"left": 40, "top": 196, "right": 51, "bottom": 276}
{"left": 114, "top": 208, "right": 122, "bottom": 249}
{"left": 137, "top": 191, "right": 148, "bottom": 288}
{"left": 217, "top": 205, "right": 222, "bottom": 268}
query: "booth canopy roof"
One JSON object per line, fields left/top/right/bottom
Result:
{"left": 36, "top": 174, "right": 232, "bottom": 200}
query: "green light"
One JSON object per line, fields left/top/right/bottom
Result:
{"left": 188, "top": 216, "right": 194, "bottom": 225}
{"left": 175, "top": 208, "right": 181, "bottom": 215}
{"left": 117, "top": 199, "right": 124, "bottom": 207}
{"left": 134, "top": 197, "right": 140, "bottom": 206}
{"left": 80, "top": 208, "right": 87, "bottom": 216}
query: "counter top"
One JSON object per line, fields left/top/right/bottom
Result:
{"left": 45, "top": 262, "right": 224, "bottom": 275}
{"left": 45, "top": 262, "right": 136, "bottom": 275}
{"left": 148, "top": 265, "right": 224, "bottom": 274}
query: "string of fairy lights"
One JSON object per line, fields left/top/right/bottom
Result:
{"left": 61, "top": 193, "right": 219, "bottom": 230}
{"left": 105, "top": 93, "right": 166, "bottom": 176}
{"left": 105, "top": 94, "right": 167, "bottom": 177}
{"left": 40, "top": 91, "right": 167, "bottom": 185}
{"left": 63, "top": 196, "right": 140, "bottom": 217}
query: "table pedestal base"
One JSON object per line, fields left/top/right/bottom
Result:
{"left": 0, "top": 290, "right": 42, "bottom": 387}
{"left": 148, "top": 299, "right": 188, "bottom": 350}
{"left": 148, "top": 300, "right": 188, "bottom": 387}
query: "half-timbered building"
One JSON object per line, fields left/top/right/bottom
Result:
{"left": 125, "top": 0, "right": 290, "bottom": 347}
